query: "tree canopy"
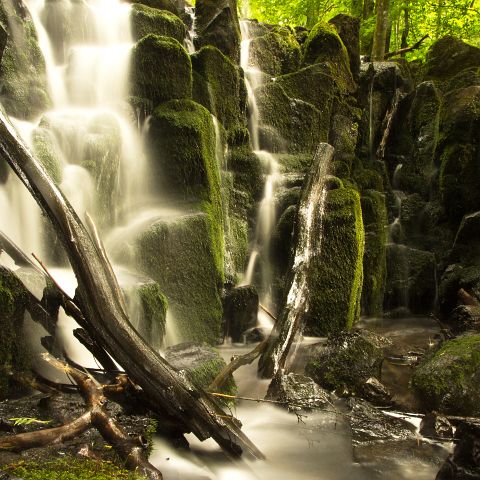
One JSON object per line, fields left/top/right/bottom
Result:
{"left": 242, "top": 0, "right": 480, "bottom": 58}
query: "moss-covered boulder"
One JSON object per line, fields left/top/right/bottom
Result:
{"left": 255, "top": 82, "right": 322, "bottom": 154}
{"left": 451, "top": 211, "right": 480, "bottom": 267}
{"left": 165, "top": 341, "right": 236, "bottom": 395}
{"left": 130, "top": 34, "right": 192, "bottom": 108}
{"left": 191, "top": 45, "right": 246, "bottom": 132}
{"left": 412, "top": 335, "right": 480, "bottom": 416}
{"left": 132, "top": 0, "right": 180, "bottom": 14}
{"left": 130, "top": 4, "right": 187, "bottom": 43}
{"left": 194, "top": 0, "right": 241, "bottom": 63}
{"left": 329, "top": 14, "right": 360, "bottom": 82}
{"left": 134, "top": 212, "right": 223, "bottom": 344}
{"left": 361, "top": 190, "right": 387, "bottom": 316}
{"left": 302, "top": 21, "right": 355, "bottom": 92}
{"left": 0, "top": 1, "right": 50, "bottom": 119}
{"left": 384, "top": 244, "right": 436, "bottom": 314}
{"left": 222, "top": 285, "right": 258, "bottom": 342}
{"left": 125, "top": 280, "right": 168, "bottom": 350}
{"left": 0, "top": 267, "right": 30, "bottom": 398}
{"left": 424, "top": 36, "right": 480, "bottom": 81}
{"left": 31, "top": 126, "right": 63, "bottom": 185}
{"left": 248, "top": 29, "right": 301, "bottom": 77}
{"left": 305, "top": 329, "right": 391, "bottom": 395}
{"left": 304, "top": 186, "right": 365, "bottom": 335}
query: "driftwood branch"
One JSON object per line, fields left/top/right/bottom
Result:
{"left": 384, "top": 34, "right": 429, "bottom": 59}
{"left": 0, "top": 107, "right": 263, "bottom": 458}
{"left": 209, "top": 339, "right": 268, "bottom": 392}
{"left": 0, "top": 356, "right": 162, "bottom": 480}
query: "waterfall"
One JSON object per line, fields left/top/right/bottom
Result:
{"left": 184, "top": 5, "right": 196, "bottom": 54}
{"left": 239, "top": 20, "right": 281, "bottom": 322}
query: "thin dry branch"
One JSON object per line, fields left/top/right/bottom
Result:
{"left": 384, "top": 34, "right": 429, "bottom": 59}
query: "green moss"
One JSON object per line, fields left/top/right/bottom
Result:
{"left": 134, "top": 213, "right": 223, "bottom": 344}
{"left": 0, "top": 4, "right": 51, "bottom": 119}
{"left": 191, "top": 45, "right": 246, "bottom": 132}
{"left": 255, "top": 81, "right": 322, "bottom": 154}
{"left": 130, "top": 4, "right": 186, "bottom": 43}
{"left": 0, "top": 267, "right": 30, "bottom": 397}
{"left": 353, "top": 167, "right": 384, "bottom": 192}
{"left": 360, "top": 190, "right": 387, "bottom": 316}
{"left": 249, "top": 30, "right": 301, "bottom": 76}
{"left": 412, "top": 335, "right": 480, "bottom": 416}
{"left": 304, "top": 187, "right": 365, "bottom": 335}
{"left": 275, "top": 153, "right": 312, "bottom": 174}
{"left": 130, "top": 34, "right": 192, "bottom": 108}
{"left": 4, "top": 458, "right": 145, "bottom": 480}
{"left": 31, "top": 127, "right": 63, "bottom": 185}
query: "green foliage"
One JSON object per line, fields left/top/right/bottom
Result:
{"left": 4, "top": 458, "right": 145, "bottom": 480}
{"left": 9, "top": 417, "right": 51, "bottom": 426}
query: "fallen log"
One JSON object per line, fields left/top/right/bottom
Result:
{"left": 0, "top": 110, "right": 263, "bottom": 459}
{"left": 258, "top": 144, "right": 335, "bottom": 378}
{"left": 384, "top": 34, "right": 429, "bottom": 59}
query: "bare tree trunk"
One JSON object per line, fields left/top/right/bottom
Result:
{"left": 0, "top": 111, "right": 263, "bottom": 460}
{"left": 371, "top": 0, "right": 390, "bottom": 60}
{"left": 401, "top": 7, "right": 409, "bottom": 50}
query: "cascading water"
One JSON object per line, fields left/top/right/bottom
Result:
{"left": 238, "top": 20, "right": 281, "bottom": 325}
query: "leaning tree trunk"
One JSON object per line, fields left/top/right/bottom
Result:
{"left": 371, "top": 0, "right": 390, "bottom": 60}
{"left": 0, "top": 110, "right": 263, "bottom": 459}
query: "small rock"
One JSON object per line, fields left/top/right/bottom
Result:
{"left": 420, "top": 413, "right": 453, "bottom": 439}
{"left": 361, "top": 377, "right": 393, "bottom": 406}
{"left": 265, "top": 373, "right": 331, "bottom": 411}
{"left": 222, "top": 285, "right": 259, "bottom": 342}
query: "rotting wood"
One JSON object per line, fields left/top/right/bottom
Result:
{"left": 1, "top": 356, "right": 163, "bottom": 480}
{"left": 0, "top": 111, "right": 264, "bottom": 460}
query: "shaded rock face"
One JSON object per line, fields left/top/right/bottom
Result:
{"left": 265, "top": 373, "right": 331, "bottom": 411}
{"left": 412, "top": 335, "right": 480, "bottom": 416}
{"left": 424, "top": 36, "right": 480, "bottom": 81}
{"left": 420, "top": 413, "right": 453, "bottom": 440}
{"left": 194, "top": 0, "right": 241, "bottom": 63}
{"left": 305, "top": 329, "right": 391, "bottom": 398}
{"left": 222, "top": 285, "right": 258, "bottom": 342}
{"left": 436, "top": 421, "right": 480, "bottom": 480}
{"left": 164, "top": 341, "right": 236, "bottom": 394}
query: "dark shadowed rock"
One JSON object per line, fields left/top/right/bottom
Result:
{"left": 420, "top": 413, "right": 453, "bottom": 439}
{"left": 266, "top": 373, "right": 331, "bottom": 411}
{"left": 194, "top": 0, "right": 241, "bottom": 63}
{"left": 222, "top": 285, "right": 259, "bottom": 342}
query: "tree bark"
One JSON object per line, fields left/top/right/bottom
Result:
{"left": 0, "top": 111, "right": 263, "bottom": 459}
{"left": 371, "top": 0, "right": 390, "bottom": 60}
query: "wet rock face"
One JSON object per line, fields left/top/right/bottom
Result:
{"left": 384, "top": 244, "right": 436, "bottom": 315}
{"left": 194, "top": 0, "right": 241, "bottom": 63}
{"left": 222, "top": 285, "right": 258, "bottom": 342}
{"left": 165, "top": 341, "right": 236, "bottom": 394}
{"left": 305, "top": 329, "right": 391, "bottom": 397}
{"left": 266, "top": 373, "right": 331, "bottom": 411}
{"left": 412, "top": 335, "right": 480, "bottom": 416}
{"left": 436, "top": 421, "right": 480, "bottom": 480}
{"left": 420, "top": 413, "right": 453, "bottom": 440}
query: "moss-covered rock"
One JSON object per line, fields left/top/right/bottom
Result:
{"left": 329, "top": 14, "right": 360, "bottom": 82}
{"left": 361, "top": 190, "right": 387, "bottom": 316}
{"left": 191, "top": 45, "right": 246, "bottom": 132}
{"left": 424, "top": 36, "right": 480, "bottom": 81}
{"left": 0, "top": 266, "right": 30, "bottom": 398}
{"left": 130, "top": 34, "right": 192, "bottom": 108}
{"left": 248, "top": 30, "right": 301, "bottom": 77}
{"left": 31, "top": 126, "right": 63, "bottom": 185}
{"left": 130, "top": 4, "right": 186, "bottom": 43}
{"left": 0, "top": 1, "right": 50, "bottom": 119}
{"left": 3, "top": 458, "right": 145, "bottom": 480}
{"left": 133, "top": 0, "right": 180, "bottom": 14}
{"left": 125, "top": 280, "right": 168, "bottom": 350}
{"left": 412, "top": 335, "right": 480, "bottom": 416}
{"left": 384, "top": 244, "right": 436, "bottom": 314}
{"left": 134, "top": 212, "right": 223, "bottom": 344}
{"left": 165, "top": 341, "right": 236, "bottom": 395}
{"left": 304, "top": 186, "right": 365, "bottom": 335}
{"left": 255, "top": 82, "right": 322, "bottom": 154}
{"left": 302, "top": 21, "right": 355, "bottom": 93}
{"left": 305, "top": 329, "right": 391, "bottom": 394}
{"left": 194, "top": 0, "right": 241, "bottom": 63}
{"left": 451, "top": 211, "right": 480, "bottom": 265}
